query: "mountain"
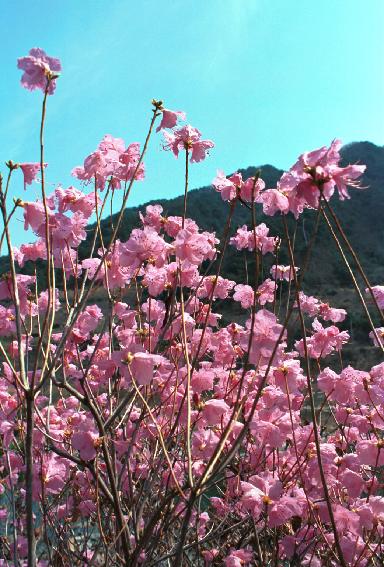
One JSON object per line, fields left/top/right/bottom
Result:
{"left": 2, "top": 141, "right": 384, "bottom": 368}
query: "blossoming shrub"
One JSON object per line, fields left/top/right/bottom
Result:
{"left": 0, "top": 48, "right": 383, "bottom": 567}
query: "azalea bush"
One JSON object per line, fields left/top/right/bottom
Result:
{"left": 0, "top": 47, "right": 383, "bottom": 567}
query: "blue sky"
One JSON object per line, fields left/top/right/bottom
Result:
{"left": 1, "top": 0, "right": 383, "bottom": 245}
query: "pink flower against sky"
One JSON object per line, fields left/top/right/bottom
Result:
{"left": 17, "top": 48, "right": 61, "bottom": 94}
{"left": 163, "top": 124, "right": 214, "bottom": 162}
{"left": 156, "top": 108, "right": 186, "bottom": 132}
{"left": 19, "top": 162, "right": 47, "bottom": 190}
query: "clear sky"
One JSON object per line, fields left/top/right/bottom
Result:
{"left": 1, "top": 0, "right": 383, "bottom": 245}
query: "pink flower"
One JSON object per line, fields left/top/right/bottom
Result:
{"left": 201, "top": 549, "right": 219, "bottom": 563}
{"left": 163, "top": 125, "right": 214, "bottom": 162}
{"left": 121, "top": 227, "right": 170, "bottom": 268}
{"left": 14, "top": 239, "right": 47, "bottom": 267}
{"left": 233, "top": 278, "right": 275, "bottom": 310}
{"left": 72, "top": 430, "right": 98, "bottom": 461}
{"left": 212, "top": 171, "right": 266, "bottom": 203}
{"left": 202, "top": 398, "right": 230, "bottom": 425}
{"left": 241, "top": 309, "right": 285, "bottom": 364}
{"left": 370, "top": 327, "right": 384, "bottom": 348}
{"left": 191, "top": 368, "right": 215, "bottom": 394}
{"left": 38, "top": 289, "right": 60, "bottom": 313}
{"left": 72, "top": 150, "right": 108, "bottom": 188}
{"left": 55, "top": 186, "right": 98, "bottom": 218}
{"left": 98, "top": 133, "right": 125, "bottom": 158}
{"left": 38, "top": 454, "right": 68, "bottom": 495}
{"left": 256, "top": 278, "right": 276, "bottom": 305}
{"left": 140, "top": 204, "right": 164, "bottom": 232}
{"left": 368, "top": 285, "right": 384, "bottom": 310}
{"left": 72, "top": 135, "right": 144, "bottom": 190}
{"left": 142, "top": 265, "right": 168, "bottom": 296}
{"left": 130, "top": 352, "right": 165, "bottom": 386}
{"left": 72, "top": 305, "right": 103, "bottom": 343}
{"left": 270, "top": 264, "right": 298, "bottom": 282}
{"left": 297, "top": 292, "right": 346, "bottom": 322}
{"left": 259, "top": 140, "right": 366, "bottom": 218}
{"left": 230, "top": 223, "right": 277, "bottom": 254}
{"left": 224, "top": 548, "right": 253, "bottom": 567}
{"left": 17, "top": 48, "right": 61, "bottom": 94}
{"left": 156, "top": 108, "right": 186, "bottom": 132}
{"left": 268, "top": 489, "right": 307, "bottom": 527}
{"left": 23, "top": 201, "right": 53, "bottom": 234}
{"left": 197, "top": 276, "right": 235, "bottom": 300}
{"left": 49, "top": 212, "right": 88, "bottom": 250}
{"left": 356, "top": 440, "right": 384, "bottom": 466}
{"left": 230, "top": 225, "right": 253, "bottom": 251}
{"left": 240, "top": 176, "right": 265, "bottom": 202}
{"left": 233, "top": 284, "right": 254, "bottom": 309}
{"left": 297, "top": 291, "right": 321, "bottom": 317}
{"left": 118, "top": 142, "right": 145, "bottom": 182}
{"left": 19, "top": 163, "right": 47, "bottom": 190}
{"left": 318, "top": 302, "right": 346, "bottom": 323}
{"left": 296, "top": 318, "right": 349, "bottom": 358}
{"left": 212, "top": 170, "right": 237, "bottom": 201}
{"left": 258, "top": 188, "right": 290, "bottom": 216}
{"left": 174, "top": 228, "right": 218, "bottom": 265}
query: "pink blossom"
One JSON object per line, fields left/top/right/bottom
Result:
{"left": 164, "top": 216, "right": 198, "bottom": 237}
{"left": 202, "top": 398, "right": 230, "bottom": 425}
{"left": 297, "top": 291, "right": 320, "bottom": 317}
{"left": 129, "top": 352, "right": 165, "bottom": 385}
{"left": 140, "top": 204, "right": 164, "bottom": 232}
{"left": 197, "top": 276, "right": 235, "bottom": 300}
{"left": 191, "top": 368, "right": 215, "bottom": 394}
{"left": 118, "top": 142, "right": 145, "bottom": 182}
{"left": 201, "top": 549, "right": 219, "bottom": 563}
{"left": 233, "top": 284, "right": 254, "bottom": 309}
{"left": 55, "top": 186, "right": 98, "bottom": 218}
{"left": 296, "top": 318, "right": 349, "bottom": 358}
{"left": 38, "top": 454, "right": 68, "bottom": 495}
{"left": 23, "top": 201, "right": 54, "bottom": 234}
{"left": 212, "top": 170, "right": 237, "bottom": 201}
{"left": 241, "top": 309, "right": 285, "bottom": 364}
{"left": 256, "top": 278, "right": 276, "bottom": 305}
{"left": 368, "top": 285, "right": 384, "bottom": 309}
{"left": 297, "top": 292, "right": 346, "bottom": 322}
{"left": 258, "top": 188, "right": 290, "bottom": 216}
{"left": 72, "top": 150, "right": 108, "bottom": 189}
{"left": 370, "top": 327, "right": 384, "bottom": 347}
{"left": 318, "top": 302, "right": 346, "bottom": 322}
{"left": 17, "top": 48, "right": 61, "bottom": 94}
{"left": 121, "top": 227, "right": 170, "bottom": 268}
{"left": 240, "top": 176, "right": 265, "bottom": 202}
{"left": 142, "top": 265, "right": 168, "bottom": 296}
{"left": 156, "top": 108, "right": 186, "bottom": 132}
{"left": 0, "top": 306, "right": 16, "bottom": 337}
{"left": 72, "top": 430, "right": 98, "bottom": 461}
{"left": 37, "top": 289, "right": 60, "bottom": 313}
{"left": 14, "top": 240, "right": 47, "bottom": 267}
{"left": 230, "top": 223, "right": 277, "bottom": 254}
{"left": 276, "top": 140, "right": 366, "bottom": 216}
{"left": 19, "top": 163, "right": 47, "bottom": 190}
{"left": 270, "top": 264, "right": 298, "bottom": 282}
{"left": 224, "top": 548, "right": 253, "bottom": 567}
{"left": 72, "top": 305, "right": 103, "bottom": 343}
{"left": 163, "top": 125, "right": 214, "bottom": 162}
{"left": 268, "top": 489, "right": 307, "bottom": 527}
{"left": 229, "top": 225, "right": 253, "bottom": 251}
{"left": 174, "top": 228, "right": 218, "bottom": 265}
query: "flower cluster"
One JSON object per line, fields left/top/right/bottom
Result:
{"left": 0, "top": 47, "right": 382, "bottom": 567}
